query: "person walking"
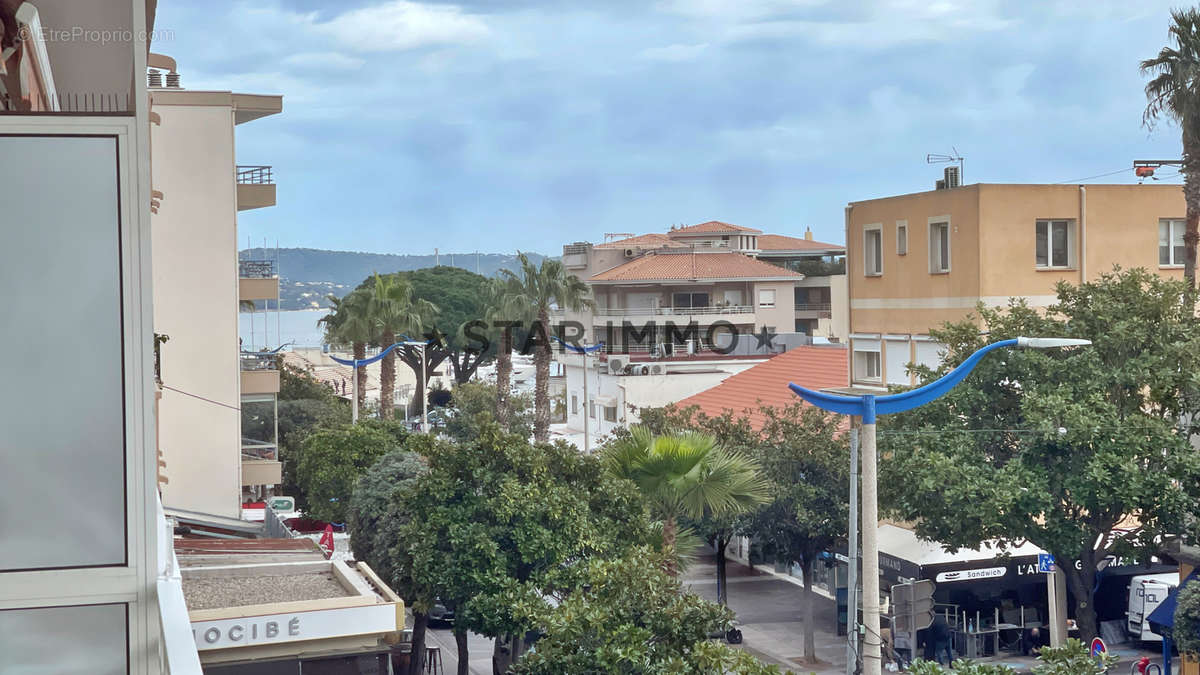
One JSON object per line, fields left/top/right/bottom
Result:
{"left": 929, "top": 614, "right": 953, "bottom": 665}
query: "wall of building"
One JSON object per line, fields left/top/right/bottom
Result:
{"left": 751, "top": 280, "right": 796, "bottom": 333}
{"left": 151, "top": 99, "right": 242, "bottom": 518}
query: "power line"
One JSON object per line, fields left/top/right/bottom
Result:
{"left": 1052, "top": 168, "right": 1131, "bottom": 184}
{"left": 160, "top": 384, "right": 241, "bottom": 411}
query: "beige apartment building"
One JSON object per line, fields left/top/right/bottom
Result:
{"left": 844, "top": 182, "right": 1185, "bottom": 387}
{"left": 556, "top": 221, "right": 847, "bottom": 443}
{"left": 150, "top": 65, "right": 283, "bottom": 517}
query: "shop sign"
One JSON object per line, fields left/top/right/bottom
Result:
{"left": 934, "top": 567, "right": 1006, "bottom": 583}
{"left": 191, "top": 603, "right": 397, "bottom": 651}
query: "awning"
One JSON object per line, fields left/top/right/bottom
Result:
{"left": 1147, "top": 570, "right": 1198, "bottom": 634}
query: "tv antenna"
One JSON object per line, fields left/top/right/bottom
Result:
{"left": 926, "top": 148, "right": 964, "bottom": 184}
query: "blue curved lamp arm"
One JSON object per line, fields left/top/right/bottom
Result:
{"left": 788, "top": 338, "right": 1018, "bottom": 423}
{"left": 329, "top": 342, "right": 403, "bottom": 368}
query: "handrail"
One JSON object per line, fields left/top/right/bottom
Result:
{"left": 238, "top": 259, "right": 276, "bottom": 278}
{"left": 794, "top": 303, "right": 832, "bottom": 311}
{"left": 236, "top": 165, "right": 274, "bottom": 184}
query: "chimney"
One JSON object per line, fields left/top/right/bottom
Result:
{"left": 147, "top": 69, "right": 163, "bottom": 88}
{"left": 165, "top": 71, "right": 181, "bottom": 88}
{"left": 804, "top": 227, "right": 813, "bottom": 241}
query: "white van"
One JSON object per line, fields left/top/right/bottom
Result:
{"left": 1127, "top": 573, "right": 1177, "bottom": 641}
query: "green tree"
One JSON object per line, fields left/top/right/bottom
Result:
{"left": 1142, "top": 8, "right": 1200, "bottom": 288}
{"left": 296, "top": 423, "right": 401, "bottom": 523}
{"left": 603, "top": 428, "right": 768, "bottom": 578}
{"left": 1176, "top": 580, "right": 1200, "bottom": 657}
{"left": 500, "top": 252, "right": 593, "bottom": 442}
{"left": 347, "top": 447, "right": 432, "bottom": 675}
{"left": 392, "top": 424, "right": 649, "bottom": 674}
{"left": 367, "top": 272, "right": 436, "bottom": 420}
{"left": 444, "top": 379, "right": 534, "bottom": 442}
{"left": 397, "top": 266, "right": 493, "bottom": 384}
{"left": 510, "top": 549, "right": 786, "bottom": 675}
{"left": 483, "top": 276, "right": 526, "bottom": 427}
{"left": 880, "top": 269, "right": 1200, "bottom": 641}
{"left": 318, "top": 289, "right": 373, "bottom": 409}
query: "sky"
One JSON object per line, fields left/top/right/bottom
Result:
{"left": 156, "top": 0, "right": 1187, "bottom": 256}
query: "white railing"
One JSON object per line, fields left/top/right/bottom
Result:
{"left": 794, "top": 303, "right": 832, "bottom": 312}
{"left": 156, "top": 497, "right": 204, "bottom": 674}
{"left": 594, "top": 305, "right": 753, "bottom": 317}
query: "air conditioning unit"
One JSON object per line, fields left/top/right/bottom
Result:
{"left": 608, "top": 357, "right": 626, "bottom": 374}
{"left": 624, "top": 248, "right": 636, "bottom": 257}
{"left": 649, "top": 364, "right": 666, "bottom": 375}
{"left": 636, "top": 365, "right": 650, "bottom": 376}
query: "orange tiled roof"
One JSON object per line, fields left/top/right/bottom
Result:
{"left": 758, "top": 234, "right": 846, "bottom": 252}
{"left": 669, "top": 220, "right": 762, "bottom": 236}
{"left": 595, "top": 233, "right": 687, "bottom": 249}
{"left": 674, "top": 345, "right": 849, "bottom": 428}
{"left": 589, "top": 252, "right": 804, "bottom": 282}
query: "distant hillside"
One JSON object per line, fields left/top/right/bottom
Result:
{"left": 238, "top": 247, "right": 551, "bottom": 310}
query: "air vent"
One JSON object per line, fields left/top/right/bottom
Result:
{"left": 944, "top": 166, "right": 960, "bottom": 188}
{"left": 147, "top": 69, "right": 163, "bottom": 88}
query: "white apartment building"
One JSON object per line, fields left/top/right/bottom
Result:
{"left": 556, "top": 221, "right": 847, "bottom": 443}
{"left": 150, "top": 63, "right": 283, "bottom": 516}
{"left": 0, "top": 1, "right": 202, "bottom": 672}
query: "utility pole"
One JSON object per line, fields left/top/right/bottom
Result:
{"left": 582, "top": 342, "right": 590, "bottom": 453}
{"left": 847, "top": 420, "right": 860, "bottom": 675}
{"left": 421, "top": 343, "right": 428, "bottom": 433}
{"left": 860, "top": 399, "right": 881, "bottom": 675}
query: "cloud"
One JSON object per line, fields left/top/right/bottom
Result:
{"left": 281, "top": 52, "right": 367, "bottom": 71}
{"left": 317, "top": 1, "right": 490, "bottom": 52}
{"left": 638, "top": 42, "right": 709, "bottom": 62}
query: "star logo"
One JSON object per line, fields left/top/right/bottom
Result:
{"left": 753, "top": 325, "right": 777, "bottom": 350}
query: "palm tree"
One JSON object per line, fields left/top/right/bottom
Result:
{"left": 602, "top": 428, "right": 768, "bottom": 577}
{"left": 500, "top": 252, "right": 593, "bottom": 442}
{"left": 1142, "top": 8, "right": 1200, "bottom": 288}
{"left": 318, "top": 289, "right": 374, "bottom": 411}
{"left": 483, "top": 277, "right": 526, "bottom": 426}
{"left": 367, "top": 273, "right": 436, "bottom": 420}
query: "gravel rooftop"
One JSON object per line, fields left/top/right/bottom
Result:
{"left": 183, "top": 572, "right": 351, "bottom": 610}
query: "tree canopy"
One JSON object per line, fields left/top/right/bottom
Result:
{"left": 880, "top": 268, "right": 1200, "bottom": 640}
{"left": 296, "top": 421, "right": 405, "bottom": 523}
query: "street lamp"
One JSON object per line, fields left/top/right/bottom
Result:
{"left": 329, "top": 342, "right": 405, "bottom": 424}
{"left": 402, "top": 340, "right": 428, "bottom": 433}
{"left": 787, "top": 337, "right": 1090, "bottom": 675}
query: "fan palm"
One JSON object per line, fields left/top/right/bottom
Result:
{"left": 500, "top": 252, "right": 594, "bottom": 442}
{"left": 602, "top": 428, "right": 768, "bottom": 577}
{"left": 318, "top": 289, "right": 374, "bottom": 410}
{"left": 1142, "top": 8, "right": 1200, "bottom": 288}
{"left": 483, "top": 277, "right": 527, "bottom": 426}
{"left": 367, "top": 273, "right": 437, "bottom": 420}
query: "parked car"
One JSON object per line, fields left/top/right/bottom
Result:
{"left": 428, "top": 599, "right": 455, "bottom": 627}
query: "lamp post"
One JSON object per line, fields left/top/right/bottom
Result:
{"left": 788, "top": 337, "right": 1090, "bottom": 675}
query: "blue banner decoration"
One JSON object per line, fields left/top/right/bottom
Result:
{"left": 552, "top": 337, "right": 605, "bottom": 354}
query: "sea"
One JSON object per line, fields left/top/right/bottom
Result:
{"left": 239, "top": 309, "right": 329, "bottom": 350}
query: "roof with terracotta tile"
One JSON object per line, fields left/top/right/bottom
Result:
{"left": 595, "top": 233, "right": 688, "bottom": 249}
{"left": 668, "top": 220, "right": 762, "bottom": 236}
{"left": 673, "top": 345, "right": 849, "bottom": 428}
{"left": 758, "top": 233, "right": 846, "bottom": 253}
{"left": 588, "top": 252, "right": 805, "bottom": 282}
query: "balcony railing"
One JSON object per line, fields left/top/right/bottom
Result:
{"left": 236, "top": 165, "right": 274, "bottom": 184}
{"left": 239, "top": 259, "right": 277, "bottom": 278}
{"left": 794, "top": 303, "right": 832, "bottom": 312}
{"left": 240, "top": 352, "right": 278, "bottom": 371}
{"left": 595, "top": 304, "right": 753, "bottom": 317}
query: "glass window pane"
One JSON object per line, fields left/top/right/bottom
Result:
{"left": 0, "top": 604, "right": 127, "bottom": 675}
{"left": 692, "top": 293, "right": 709, "bottom": 308}
{"left": 672, "top": 293, "right": 690, "bottom": 308}
{"left": 939, "top": 225, "right": 950, "bottom": 270}
{"left": 1173, "top": 221, "right": 1186, "bottom": 266}
{"left": 1036, "top": 221, "right": 1048, "bottom": 266}
{"left": 0, "top": 136, "right": 126, "bottom": 570}
{"left": 1052, "top": 222, "right": 1069, "bottom": 267}
{"left": 1160, "top": 222, "right": 1172, "bottom": 265}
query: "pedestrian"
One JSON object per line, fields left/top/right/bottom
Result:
{"left": 929, "top": 614, "right": 953, "bottom": 665}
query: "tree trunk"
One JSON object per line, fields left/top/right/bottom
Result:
{"left": 801, "top": 556, "right": 818, "bottom": 665}
{"left": 1183, "top": 132, "right": 1200, "bottom": 289}
{"left": 495, "top": 331, "right": 513, "bottom": 427}
{"left": 1063, "top": 550, "right": 1099, "bottom": 643}
{"left": 662, "top": 515, "right": 678, "bottom": 578}
{"left": 353, "top": 341, "right": 367, "bottom": 409}
{"left": 492, "top": 635, "right": 514, "bottom": 675}
{"left": 715, "top": 534, "right": 729, "bottom": 607}
{"left": 454, "top": 628, "right": 470, "bottom": 675}
{"left": 407, "top": 611, "right": 429, "bottom": 675}
{"left": 533, "top": 310, "right": 551, "bottom": 443}
{"left": 380, "top": 330, "right": 396, "bottom": 419}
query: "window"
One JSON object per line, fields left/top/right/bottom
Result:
{"left": 864, "top": 225, "right": 882, "bottom": 276}
{"left": 1035, "top": 219, "right": 1074, "bottom": 268}
{"left": 571, "top": 394, "right": 578, "bottom": 415}
{"left": 854, "top": 350, "right": 881, "bottom": 381}
{"left": 1160, "top": 219, "right": 1185, "bottom": 266}
{"left": 757, "top": 289, "right": 776, "bottom": 308}
{"left": 929, "top": 221, "right": 950, "bottom": 273}
{"left": 589, "top": 402, "right": 596, "bottom": 419}
{"left": 603, "top": 406, "right": 618, "bottom": 422}
{"left": 672, "top": 292, "right": 710, "bottom": 309}
{"left": 896, "top": 221, "right": 908, "bottom": 255}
